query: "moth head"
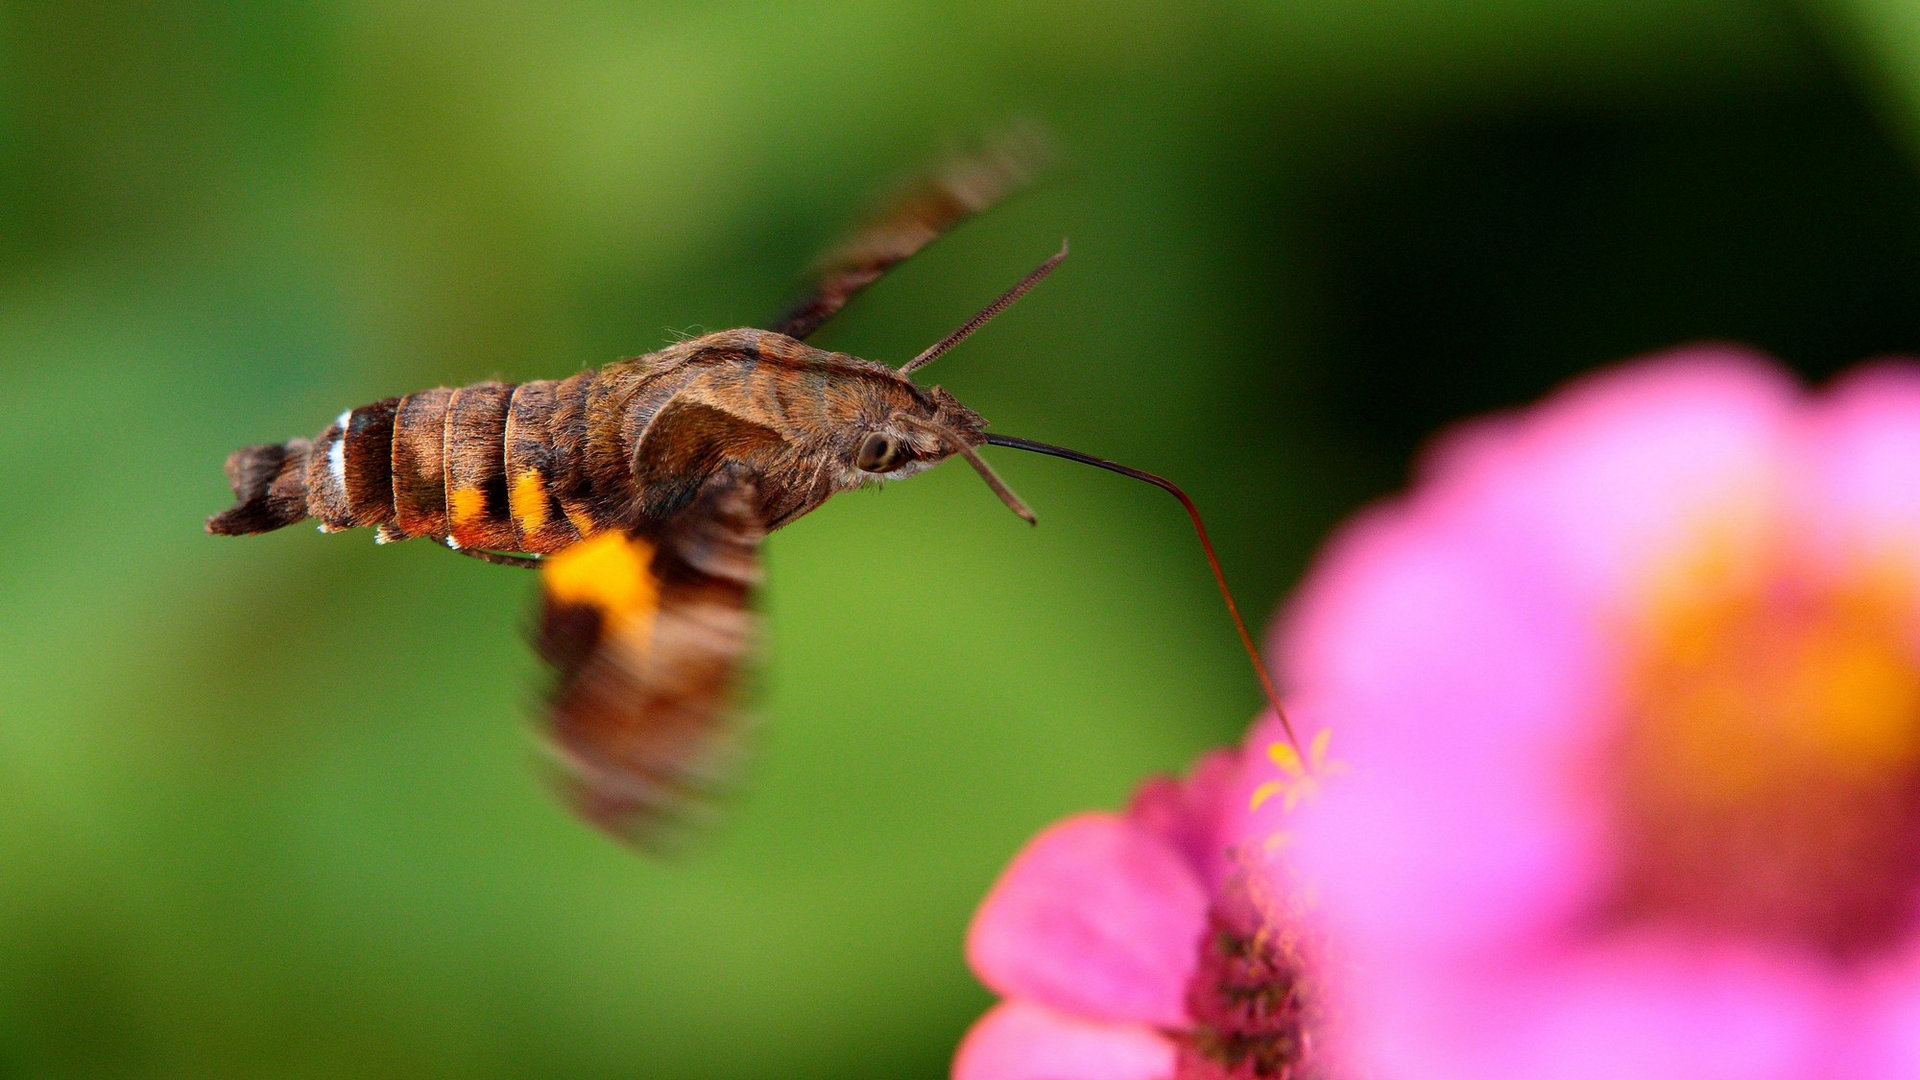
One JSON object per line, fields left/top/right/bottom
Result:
{"left": 839, "top": 244, "right": 1069, "bottom": 523}
{"left": 846, "top": 385, "right": 982, "bottom": 478}
{"left": 839, "top": 380, "right": 1032, "bottom": 521}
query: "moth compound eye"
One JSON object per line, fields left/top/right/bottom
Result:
{"left": 856, "top": 432, "right": 904, "bottom": 473}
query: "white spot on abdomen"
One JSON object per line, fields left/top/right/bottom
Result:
{"left": 329, "top": 409, "right": 352, "bottom": 487}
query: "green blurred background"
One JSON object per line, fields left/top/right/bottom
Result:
{"left": 6, "top": 1, "right": 1920, "bottom": 1076}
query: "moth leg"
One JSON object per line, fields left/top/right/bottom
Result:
{"left": 770, "top": 125, "right": 1052, "bottom": 341}
{"left": 450, "top": 545, "right": 545, "bottom": 569}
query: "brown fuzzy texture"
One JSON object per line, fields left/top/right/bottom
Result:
{"left": 212, "top": 325, "right": 994, "bottom": 548}
{"left": 629, "top": 399, "right": 786, "bottom": 526}
{"left": 390, "top": 387, "right": 454, "bottom": 540}
{"left": 503, "top": 379, "right": 583, "bottom": 551}
{"left": 211, "top": 133, "right": 1040, "bottom": 553}
{"left": 539, "top": 469, "right": 764, "bottom": 847}
{"left": 544, "top": 370, "right": 601, "bottom": 537}
{"left": 443, "top": 381, "right": 517, "bottom": 550}
{"left": 342, "top": 397, "right": 400, "bottom": 527}
{"left": 206, "top": 439, "right": 312, "bottom": 534}
{"left": 210, "top": 327, "right": 992, "bottom": 555}
{"left": 304, "top": 419, "right": 354, "bottom": 531}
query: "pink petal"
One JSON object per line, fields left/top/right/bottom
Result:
{"left": 1270, "top": 503, "right": 1612, "bottom": 957}
{"left": 967, "top": 814, "right": 1206, "bottom": 1028}
{"left": 1125, "top": 748, "right": 1239, "bottom": 890}
{"left": 1333, "top": 936, "right": 1834, "bottom": 1080}
{"left": 1270, "top": 350, "right": 1808, "bottom": 960}
{"left": 1407, "top": 347, "right": 1798, "bottom": 617}
{"left": 1260, "top": 350, "right": 1903, "bottom": 1079}
{"left": 952, "top": 1000, "right": 1176, "bottom": 1080}
{"left": 1844, "top": 930, "right": 1920, "bottom": 1077}
{"left": 1801, "top": 362, "right": 1920, "bottom": 592}
{"left": 1514, "top": 939, "right": 1833, "bottom": 1080}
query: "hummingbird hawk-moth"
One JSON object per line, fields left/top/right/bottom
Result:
{"left": 209, "top": 137, "right": 1298, "bottom": 846}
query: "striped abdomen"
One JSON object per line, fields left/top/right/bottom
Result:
{"left": 207, "top": 373, "right": 609, "bottom": 555}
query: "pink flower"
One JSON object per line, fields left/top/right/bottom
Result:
{"left": 1264, "top": 348, "right": 1920, "bottom": 1079}
{"left": 954, "top": 748, "right": 1330, "bottom": 1080}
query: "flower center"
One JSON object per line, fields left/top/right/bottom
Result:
{"left": 1176, "top": 870, "right": 1324, "bottom": 1080}
{"left": 1608, "top": 551, "right": 1920, "bottom": 961}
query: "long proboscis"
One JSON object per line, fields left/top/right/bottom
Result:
{"left": 984, "top": 433, "right": 1305, "bottom": 758}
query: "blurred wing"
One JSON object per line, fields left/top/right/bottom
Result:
{"left": 771, "top": 125, "right": 1053, "bottom": 341}
{"left": 534, "top": 469, "right": 764, "bottom": 848}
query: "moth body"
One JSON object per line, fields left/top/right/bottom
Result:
{"left": 207, "top": 328, "right": 986, "bottom": 552}
{"left": 205, "top": 134, "right": 1083, "bottom": 845}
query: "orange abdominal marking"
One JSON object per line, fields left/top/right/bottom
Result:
{"left": 511, "top": 472, "right": 549, "bottom": 533}
{"left": 448, "top": 486, "right": 488, "bottom": 528}
{"left": 543, "top": 532, "right": 660, "bottom": 649}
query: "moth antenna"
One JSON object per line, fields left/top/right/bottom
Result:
{"left": 910, "top": 418, "right": 1037, "bottom": 524}
{"left": 901, "top": 240, "right": 1068, "bottom": 376}
{"left": 983, "top": 433, "right": 1306, "bottom": 759}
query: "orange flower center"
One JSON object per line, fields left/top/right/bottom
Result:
{"left": 1608, "top": 548, "right": 1920, "bottom": 961}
